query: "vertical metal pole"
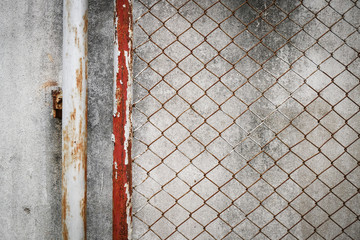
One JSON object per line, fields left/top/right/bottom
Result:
{"left": 113, "top": 0, "right": 133, "bottom": 239}
{"left": 62, "top": 0, "right": 88, "bottom": 239}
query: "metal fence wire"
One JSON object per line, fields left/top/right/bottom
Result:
{"left": 131, "top": 0, "right": 360, "bottom": 239}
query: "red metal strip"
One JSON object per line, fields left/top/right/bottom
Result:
{"left": 113, "top": 0, "right": 133, "bottom": 239}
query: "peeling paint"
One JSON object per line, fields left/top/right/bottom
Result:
{"left": 124, "top": 183, "right": 132, "bottom": 239}
{"left": 113, "top": 0, "right": 133, "bottom": 239}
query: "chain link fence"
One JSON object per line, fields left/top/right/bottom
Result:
{"left": 131, "top": 0, "right": 360, "bottom": 239}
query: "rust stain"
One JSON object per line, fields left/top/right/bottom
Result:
{"left": 83, "top": 11, "right": 88, "bottom": 34}
{"left": 70, "top": 109, "right": 76, "bottom": 121}
{"left": 74, "top": 28, "right": 79, "bottom": 47}
{"left": 85, "top": 40, "right": 88, "bottom": 59}
{"left": 63, "top": 130, "right": 70, "bottom": 151}
{"left": 63, "top": 127, "right": 81, "bottom": 166}
{"left": 80, "top": 196, "right": 87, "bottom": 232}
{"left": 62, "top": 186, "right": 69, "bottom": 240}
{"left": 66, "top": 0, "right": 71, "bottom": 28}
{"left": 62, "top": 187, "right": 68, "bottom": 221}
{"left": 80, "top": 198, "right": 85, "bottom": 218}
{"left": 72, "top": 139, "right": 84, "bottom": 163}
{"left": 76, "top": 58, "right": 83, "bottom": 95}
{"left": 63, "top": 225, "right": 69, "bottom": 240}
{"left": 63, "top": 112, "right": 87, "bottom": 168}
{"left": 47, "top": 54, "right": 54, "bottom": 63}
{"left": 85, "top": 60, "right": 88, "bottom": 80}
{"left": 41, "top": 80, "right": 58, "bottom": 89}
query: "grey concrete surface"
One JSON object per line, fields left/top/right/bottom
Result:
{"left": 87, "top": 0, "right": 114, "bottom": 239}
{"left": 0, "top": 0, "right": 113, "bottom": 239}
{"left": 0, "top": 1, "right": 63, "bottom": 239}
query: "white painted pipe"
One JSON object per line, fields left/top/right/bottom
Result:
{"left": 62, "top": 0, "right": 88, "bottom": 239}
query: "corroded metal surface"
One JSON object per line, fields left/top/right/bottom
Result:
{"left": 52, "top": 89, "right": 63, "bottom": 119}
{"left": 113, "top": 0, "right": 133, "bottom": 239}
{"left": 62, "top": 0, "right": 88, "bottom": 239}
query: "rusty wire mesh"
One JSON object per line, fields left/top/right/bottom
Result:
{"left": 131, "top": 0, "right": 360, "bottom": 239}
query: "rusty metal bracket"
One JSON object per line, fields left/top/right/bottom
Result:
{"left": 52, "top": 89, "right": 62, "bottom": 119}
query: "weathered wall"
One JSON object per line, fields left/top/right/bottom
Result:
{"left": 1, "top": 0, "right": 360, "bottom": 239}
{"left": 132, "top": 0, "right": 360, "bottom": 239}
{"left": 0, "top": 0, "right": 113, "bottom": 239}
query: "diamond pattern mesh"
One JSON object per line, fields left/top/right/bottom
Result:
{"left": 132, "top": 0, "right": 360, "bottom": 239}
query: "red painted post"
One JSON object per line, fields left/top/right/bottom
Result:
{"left": 113, "top": 0, "right": 133, "bottom": 239}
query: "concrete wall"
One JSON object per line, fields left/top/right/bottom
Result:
{"left": 1, "top": 0, "right": 359, "bottom": 239}
{"left": 0, "top": 0, "right": 113, "bottom": 239}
